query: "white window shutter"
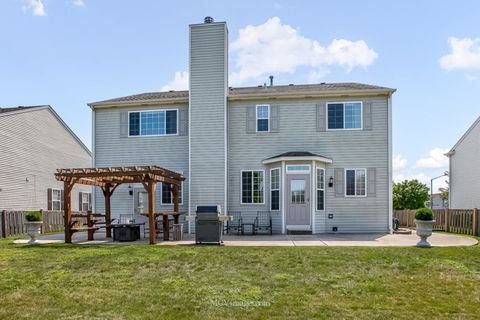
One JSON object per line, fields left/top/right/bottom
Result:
{"left": 363, "top": 102, "right": 373, "bottom": 131}
{"left": 270, "top": 105, "right": 279, "bottom": 133}
{"left": 334, "top": 168, "right": 344, "bottom": 197}
{"left": 367, "top": 168, "right": 376, "bottom": 197}
{"left": 316, "top": 103, "right": 326, "bottom": 131}
{"left": 120, "top": 111, "right": 129, "bottom": 138}
{"left": 246, "top": 106, "right": 256, "bottom": 133}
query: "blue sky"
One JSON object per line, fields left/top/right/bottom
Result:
{"left": 1, "top": 0, "right": 479, "bottom": 191}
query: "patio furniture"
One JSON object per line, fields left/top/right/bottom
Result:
{"left": 118, "top": 214, "right": 146, "bottom": 238}
{"left": 242, "top": 221, "right": 256, "bottom": 235}
{"left": 254, "top": 211, "right": 273, "bottom": 235}
{"left": 141, "top": 212, "right": 183, "bottom": 241}
{"left": 224, "top": 211, "right": 243, "bottom": 235}
{"left": 112, "top": 223, "right": 141, "bottom": 242}
{"left": 195, "top": 206, "right": 223, "bottom": 245}
{"left": 173, "top": 224, "right": 183, "bottom": 241}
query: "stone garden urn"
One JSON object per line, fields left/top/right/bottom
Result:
{"left": 414, "top": 208, "right": 436, "bottom": 247}
{"left": 25, "top": 221, "right": 43, "bottom": 244}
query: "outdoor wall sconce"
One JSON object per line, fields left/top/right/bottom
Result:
{"left": 328, "top": 177, "right": 334, "bottom": 188}
{"left": 128, "top": 185, "right": 133, "bottom": 196}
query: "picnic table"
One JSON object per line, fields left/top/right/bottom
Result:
{"left": 140, "top": 212, "right": 184, "bottom": 241}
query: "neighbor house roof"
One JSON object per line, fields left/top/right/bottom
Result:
{"left": 89, "top": 82, "right": 396, "bottom": 108}
{"left": 447, "top": 115, "right": 480, "bottom": 157}
{"left": 262, "top": 151, "right": 333, "bottom": 164}
{"left": 0, "top": 105, "right": 91, "bottom": 156}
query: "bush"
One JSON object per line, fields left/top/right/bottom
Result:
{"left": 415, "top": 208, "right": 434, "bottom": 221}
{"left": 25, "top": 211, "right": 42, "bottom": 222}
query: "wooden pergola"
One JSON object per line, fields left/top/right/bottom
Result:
{"left": 55, "top": 166, "right": 185, "bottom": 244}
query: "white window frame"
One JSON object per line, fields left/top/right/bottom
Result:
{"left": 344, "top": 168, "right": 367, "bottom": 197}
{"left": 81, "top": 192, "right": 91, "bottom": 212}
{"left": 270, "top": 167, "right": 281, "bottom": 211}
{"left": 52, "top": 188, "right": 62, "bottom": 211}
{"left": 160, "top": 182, "right": 184, "bottom": 205}
{"left": 128, "top": 108, "right": 179, "bottom": 137}
{"left": 316, "top": 168, "right": 325, "bottom": 211}
{"left": 255, "top": 104, "right": 270, "bottom": 133}
{"left": 326, "top": 101, "right": 363, "bottom": 131}
{"left": 240, "top": 170, "right": 266, "bottom": 205}
{"left": 286, "top": 164, "right": 311, "bottom": 174}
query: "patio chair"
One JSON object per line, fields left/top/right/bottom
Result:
{"left": 224, "top": 211, "right": 243, "bottom": 235}
{"left": 254, "top": 211, "right": 272, "bottom": 235}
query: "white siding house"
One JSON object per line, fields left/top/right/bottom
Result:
{"left": 89, "top": 17, "right": 395, "bottom": 234}
{"left": 447, "top": 116, "right": 480, "bottom": 209}
{"left": 0, "top": 106, "right": 92, "bottom": 212}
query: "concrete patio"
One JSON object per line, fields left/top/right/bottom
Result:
{"left": 13, "top": 231, "right": 478, "bottom": 247}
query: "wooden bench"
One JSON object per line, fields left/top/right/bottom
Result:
{"left": 68, "top": 212, "right": 106, "bottom": 241}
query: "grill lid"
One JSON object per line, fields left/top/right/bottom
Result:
{"left": 196, "top": 206, "right": 220, "bottom": 213}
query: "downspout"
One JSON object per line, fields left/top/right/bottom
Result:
{"left": 91, "top": 106, "right": 96, "bottom": 213}
{"left": 387, "top": 93, "right": 393, "bottom": 233}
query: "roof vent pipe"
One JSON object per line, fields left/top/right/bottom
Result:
{"left": 269, "top": 75, "right": 274, "bottom": 87}
{"left": 204, "top": 16, "right": 214, "bottom": 23}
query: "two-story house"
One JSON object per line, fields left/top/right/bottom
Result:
{"left": 89, "top": 17, "right": 395, "bottom": 234}
{"left": 0, "top": 105, "right": 92, "bottom": 212}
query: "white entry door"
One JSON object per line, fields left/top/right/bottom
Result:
{"left": 286, "top": 174, "right": 311, "bottom": 228}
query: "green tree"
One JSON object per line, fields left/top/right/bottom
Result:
{"left": 393, "top": 179, "right": 430, "bottom": 210}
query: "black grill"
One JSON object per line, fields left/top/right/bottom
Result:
{"left": 195, "top": 206, "right": 223, "bottom": 245}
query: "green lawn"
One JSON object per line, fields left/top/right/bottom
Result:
{"left": 1, "top": 238, "right": 479, "bottom": 320}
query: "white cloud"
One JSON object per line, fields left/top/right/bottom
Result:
{"left": 229, "top": 17, "right": 378, "bottom": 84}
{"left": 415, "top": 148, "right": 449, "bottom": 169}
{"left": 160, "top": 71, "right": 189, "bottom": 91}
{"left": 72, "top": 0, "right": 86, "bottom": 8}
{"left": 465, "top": 73, "right": 478, "bottom": 81}
{"left": 23, "top": 0, "right": 46, "bottom": 16}
{"left": 439, "top": 37, "right": 480, "bottom": 71}
{"left": 394, "top": 173, "right": 430, "bottom": 185}
{"left": 393, "top": 154, "right": 408, "bottom": 171}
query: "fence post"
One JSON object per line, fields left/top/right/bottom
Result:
{"left": 444, "top": 208, "right": 449, "bottom": 233}
{"left": 1, "top": 210, "right": 5, "bottom": 238}
{"left": 473, "top": 208, "right": 479, "bottom": 236}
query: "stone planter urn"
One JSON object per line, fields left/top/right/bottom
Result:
{"left": 414, "top": 219, "right": 436, "bottom": 247}
{"left": 25, "top": 221, "right": 43, "bottom": 244}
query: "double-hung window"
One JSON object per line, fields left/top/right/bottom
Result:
{"left": 256, "top": 105, "right": 269, "bottom": 132}
{"left": 161, "top": 183, "right": 183, "bottom": 205}
{"left": 316, "top": 168, "right": 325, "bottom": 210}
{"left": 345, "top": 169, "right": 366, "bottom": 197}
{"left": 52, "top": 189, "right": 61, "bottom": 211}
{"left": 270, "top": 168, "right": 280, "bottom": 211}
{"left": 81, "top": 192, "right": 91, "bottom": 212}
{"left": 241, "top": 170, "right": 264, "bottom": 204}
{"left": 327, "top": 102, "right": 362, "bottom": 130}
{"left": 129, "top": 109, "right": 178, "bottom": 136}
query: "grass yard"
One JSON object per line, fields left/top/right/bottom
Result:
{"left": 1, "top": 238, "right": 479, "bottom": 320}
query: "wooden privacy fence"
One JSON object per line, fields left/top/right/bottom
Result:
{"left": 0, "top": 210, "right": 66, "bottom": 238}
{"left": 394, "top": 208, "right": 479, "bottom": 236}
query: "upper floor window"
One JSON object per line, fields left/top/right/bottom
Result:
{"left": 241, "top": 170, "right": 264, "bottom": 204}
{"left": 345, "top": 169, "right": 366, "bottom": 197}
{"left": 327, "top": 102, "right": 362, "bottom": 130}
{"left": 256, "top": 105, "right": 269, "bottom": 132}
{"left": 129, "top": 110, "right": 178, "bottom": 136}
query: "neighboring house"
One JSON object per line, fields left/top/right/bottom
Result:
{"left": 447, "top": 115, "right": 480, "bottom": 209}
{"left": 425, "top": 193, "right": 448, "bottom": 209}
{"left": 89, "top": 17, "right": 395, "bottom": 234}
{"left": 0, "top": 106, "right": 92, "bottom": 212}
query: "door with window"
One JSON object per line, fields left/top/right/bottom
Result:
{"left": 287, "top": 174, "right": 311, "bottom": 227}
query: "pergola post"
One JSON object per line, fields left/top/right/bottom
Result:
{"left": 63, "top": 180, "right": 74, "bottom": 243}
{"left": 147, "top": 181, "right": 157, "bottom": 245}
{"left": 173, "top": 184, "right": 180, "bottom": 224}
{"left": 104, "top": 185, "right": 112, "bottom": 238}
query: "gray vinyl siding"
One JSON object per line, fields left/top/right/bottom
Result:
{"left": 228, "top": 97, "right": 389, "bottom": 234}
{"left": 189, "top": 22, "right": 228, "bottom": 231}
{"left": 93, "top": 105, "right": 189, "bottom": 223}
{"left": 0, "top": 108, "right": 91, "bottom": 211}
{"left": 449, "top": 120, "right": 480, "bottom": 208}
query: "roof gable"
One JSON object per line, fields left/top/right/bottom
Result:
{"left": 449, "top": 115, "right": 480, "bottom": 155}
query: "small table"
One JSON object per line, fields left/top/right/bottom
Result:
{"left": 141, "top": 212, "right": 184, "bottom": 241}
{"left": 111, "top": 224, "right": 142, "bottom": 242}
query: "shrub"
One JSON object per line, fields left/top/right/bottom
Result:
{"left": 25, "top": 211, "right": 42, "bottom": 222}
{"left": 415, "top": 208, "right": 434, "bottom": 221}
